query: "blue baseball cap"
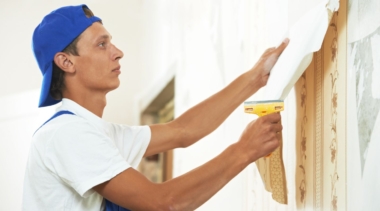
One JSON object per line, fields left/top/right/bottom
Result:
{"left": 32, "top": 4, "right": 101, "bottom": 107}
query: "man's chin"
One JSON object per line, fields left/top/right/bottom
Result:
{"left": 108, "top": 81, "right": 120, "bottom": 92}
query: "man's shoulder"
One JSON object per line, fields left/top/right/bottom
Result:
{"left": 43, "top": 112, "right": 87, "bottom": 127}
{"left": 34, "top": 114, "right": 96, "bottom": 139}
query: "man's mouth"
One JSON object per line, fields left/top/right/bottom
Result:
{"left": 112, "top": 66, "right": 121, "bottom": 73}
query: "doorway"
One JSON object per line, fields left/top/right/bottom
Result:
{"left": 138, "top": 78, "right": 174, "bottom": 182}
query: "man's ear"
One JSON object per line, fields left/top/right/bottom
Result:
{"left": 53, "top": 52, "right": 75, "bottom": 73}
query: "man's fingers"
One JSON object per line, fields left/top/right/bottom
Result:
{"left": 274, "top": 38, "right": 289, "bottom": 55}
{"left": 265, "top": 47, "right": 276, "bottom": 54}
{"left": 271, "top": 123, "right": 283, "bottom": 133}
{"left": 261, "top": 112, "right": 281, "bottom": 123}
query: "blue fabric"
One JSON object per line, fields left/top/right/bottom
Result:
{"left": 105, "top": 199, "right": 131, "bottom": 211}
{"left": 34, "top": 110, "right": 75, "bottom": 134}
{"left": 32, "top": 4, "right": 101, "bottom": 107}
{"left": 35, "top": 110, "right": 131, "bottom": 211}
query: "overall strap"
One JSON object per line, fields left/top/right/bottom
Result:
{"left": 34, "top": 110, "right": 75, "bottom": 135}
{"left": 105, "top": 201, "right": 131, "bottom": 211}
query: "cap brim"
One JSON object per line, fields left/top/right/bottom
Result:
{"left": 38, "top": 62, "right": 60, "bottom": 107}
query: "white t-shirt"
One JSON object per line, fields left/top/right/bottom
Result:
{"left": 22, "top": 99, "right": 151, "bottom": 211}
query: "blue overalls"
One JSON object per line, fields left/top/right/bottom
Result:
{"left": 35, "top": 110, "right": 131, "bottom": 211}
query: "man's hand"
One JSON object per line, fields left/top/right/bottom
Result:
{"left": 249, "top": 38, "right": 289, "bottom": 88}
{"left": 237, "top": 113, "right": 282, "bottom": 162}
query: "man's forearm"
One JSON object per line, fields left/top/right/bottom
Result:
{"left": 96, "top": 143, "right": 251, "bottom": 211}
{"left": 158, "top": 143, "right": 249, "bottom": 211}
{"left": 95, "top": 109, "right": 282, "bottom": 211}
{"left": 175, "top": 70, "right": 261, "bottom": 147}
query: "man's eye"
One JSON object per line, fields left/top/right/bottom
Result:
{"left": 98, "top": 42, "right": 105, "bottom": 47}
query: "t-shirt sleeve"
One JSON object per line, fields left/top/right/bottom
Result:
{"left": 108, "top": 124, "right": 151, "bottom": 168}
{"left": 44, "top": 120, "right": 130, "bottom": 198}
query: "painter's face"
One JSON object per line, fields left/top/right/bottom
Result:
{"left": 72, "top": 22, "right": 124, "bottom": 93}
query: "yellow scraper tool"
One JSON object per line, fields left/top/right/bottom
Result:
{"left": 244, "top": 100, "right": 284, "bottom": 157}
{"left": 244, "top": 100, "right": 284, "bottom": 116}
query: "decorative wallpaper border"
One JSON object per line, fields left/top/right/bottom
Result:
{"left": 314, "top": 48, "right": 324, "bottom": 210}
{"left": 329, "top": 13, "right": 339, "bottom": 211}
{"left": 298, "top": 72, "right": 307, "bottom": 208}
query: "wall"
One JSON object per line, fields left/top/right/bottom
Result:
{"left": 171, "top": 1, "right": 278, "bottom": 209}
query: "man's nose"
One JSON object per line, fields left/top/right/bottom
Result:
{"left": 112, "top": 44, "right": 124, "bottom": 61}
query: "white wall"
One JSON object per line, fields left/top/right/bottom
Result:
{"left": 0, "top": 90, "right": 57, "bottom": 211}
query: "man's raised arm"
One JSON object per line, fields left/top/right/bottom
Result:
{"left": 144, "top": 39, "right": 289, "bottom": 157}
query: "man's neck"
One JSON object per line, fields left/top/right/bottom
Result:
{"left": 63, "top": 93, "right": 107, "bottom": 118}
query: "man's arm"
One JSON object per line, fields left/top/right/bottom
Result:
{"left": 94, "top": 113, "right": 282, "bottom": 211}
{"left": 144, "top": 39, "right": 289, "bottom": 157}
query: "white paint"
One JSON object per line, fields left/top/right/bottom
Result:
{"left": 347, "top": 0, "right": 380, "bottom": 43}
{"left": 347, "top": 42, "right": 357, "bottom": 81}
{"left": 0, "top": 90, "right": 57, "bottom": 211}
{"left": 370, "top": 33, "right": 380, "bottom": 99}
{"left": 346, "top": 64, "right": 363, "bottom": 211}
{"left": 356, "top": 53, "right": 365, "bottom": 107}
{"left": 362, "top": 113, "right": 380, "bottom": 211}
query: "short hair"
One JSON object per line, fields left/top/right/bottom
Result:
{"left": 49, "top": 7, "right": 96, "bottom": 100}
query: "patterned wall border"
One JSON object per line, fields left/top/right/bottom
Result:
{"left": 314, "top": 9, "right": 346, "bottom": 211}
{"left": 298, "top": 73, "right": 307, "bottom": 208}
{"left": 329, "top": 13, "right": 339, "bottom": 211}
{"left": 314, "top": 47, "right": 324, "bottom": 210}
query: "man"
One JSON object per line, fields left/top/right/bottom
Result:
{"left": 23, "top": 4, "right": 288, "bottom": 211}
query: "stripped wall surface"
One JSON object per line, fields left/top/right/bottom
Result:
{"left": 347, "top": 0, "right": 380, "bottom": 210}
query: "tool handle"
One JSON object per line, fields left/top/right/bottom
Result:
{"left": 244, "top": 101, "right": 284, "bottom": 158}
